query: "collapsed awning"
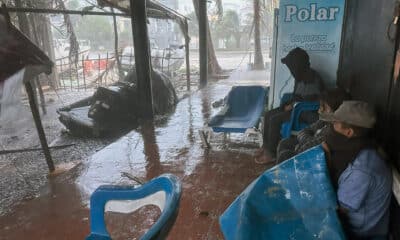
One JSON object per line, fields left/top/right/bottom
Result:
{"left": 97, "top": 0, "right": 189, "bottom": 40}
{"left": 97, "top": 0, "right": 191, "bottom": 87}
{"left": 0, "top": 7, "right": 52, "bottom": 83}
{"left": 0, "top": 6, "right": 56, "bottom": 172}
{"left": 97, "top": 0, "right": 187, "bottom": 20}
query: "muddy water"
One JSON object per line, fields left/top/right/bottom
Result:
{"left": 0, "top": 69, "right": 270, "bottom": 239}
{"left": 0, "top": 166, "right": 90, "bottom": 240}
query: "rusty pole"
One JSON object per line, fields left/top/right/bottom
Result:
{"left": 130, "top": 0, "right": 154, "bottom": 119}
{"left": 24, "top": 80, "right": 55, "bottom": 172}
{"left": 199, "top": 0, "right": 208, "bottom": 88}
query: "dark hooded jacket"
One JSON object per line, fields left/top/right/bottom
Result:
{"left": 282, "top": 47, "right": 325, "bottom": 104}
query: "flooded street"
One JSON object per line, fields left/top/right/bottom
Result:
{"left": 0, "top": 68, "right": 271, "bottom": 239}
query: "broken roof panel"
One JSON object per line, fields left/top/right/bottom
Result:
{"left": 0, "top": 7, "right": 52, "bottom": 82}
{"left": 97, "top": 0, "right": 188, "bottom": 21}
{"left": 97, "top": 0, "right": 189, "bottom": 41}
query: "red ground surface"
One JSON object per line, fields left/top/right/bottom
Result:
{"left": 0, "top": 70, "right": 271, "bottom": 240}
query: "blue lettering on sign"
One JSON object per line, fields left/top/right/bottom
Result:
{"left": 284, "top": 3, "right": 340, "bottom": 22}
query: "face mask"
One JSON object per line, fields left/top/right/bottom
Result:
{"left": 325, "top": 125, "right": 351, "bottom": 151}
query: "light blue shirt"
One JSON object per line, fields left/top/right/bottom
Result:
{"left": 337, "top": 149, "right": 392, "bottom": 237}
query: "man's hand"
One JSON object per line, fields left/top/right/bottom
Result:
{"left": 321, "top": 141, "right": 330, "bottom": 153}
{"left": 322, "top": 141, "right": 332, "bottom": 164}
{"left": 284, "top": 103, "right": 293, "bottom": 112}
{"left": 337, "top": 206, "right": 349, "bottom": 215}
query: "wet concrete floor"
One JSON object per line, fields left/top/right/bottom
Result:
{"left": 0, "top": 69, "right": 271, "bottom": 240}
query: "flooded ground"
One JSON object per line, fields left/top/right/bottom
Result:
{"left": 0, "top": 67, "right": 271, "bottom": 239}
{"left": 0, "top": 89, "right": 115, "bottom": 217}
{"left": 0, "top": 72, "right": 199, "bottom": 217}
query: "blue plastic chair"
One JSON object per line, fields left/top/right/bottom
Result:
{"left": 280, "top": 93, "right": 293, "bottom": 107}
{"left": 201, "top": 86, "right": 268, "bottom": 147}
{"left": 219, "top": 146, "right": 346, "bottom": 240}
{"left": 208, "top": 86, "right": 268, "bottom": 133}
{"left": 280, "top": 101, "right": 320, "bottom": 139}
{"left": 86, "top": 174, "right": 182, "bottom": 240}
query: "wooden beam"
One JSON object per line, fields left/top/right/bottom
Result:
{"left": 130, "top": 0, "right": 154, "bottom": 119}
{"left": 198, "top": 0, "right": 208, "bottom": 88}
{"left": 7, "top": 7, "right": 128, "bottom": 17}
{"left": 6, "top": 6, "right": 189, "bottom": 21}
{"left": 0, "top": 144, "right": 74, "bottom": 155}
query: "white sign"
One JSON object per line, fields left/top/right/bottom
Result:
{"left": 270, "top": 0, "right": 345, "bottom": 108}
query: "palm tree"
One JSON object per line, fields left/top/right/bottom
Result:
{"left": 192, "top": 0, "right": 222, "bottom": 75}
{"left": 253, "top": 0, "right": 264, "bottom": 70}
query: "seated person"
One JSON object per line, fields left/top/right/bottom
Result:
{"left": 256, "top": 47, "right": 325, "bottom": 164}
{"left": 321, "top": 101, "right": 392, "bottom": 239}
{"left": 276, "top": 88, "right": 350, "bottom": 163}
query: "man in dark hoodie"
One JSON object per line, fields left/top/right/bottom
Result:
{"left": 256, "top": 47, "right": 325, "bottom": 164}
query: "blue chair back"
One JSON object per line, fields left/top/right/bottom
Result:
{"left": 208, "top": 86, "right": 268, "bottom": 133}
{"left": 281, "top": 101, "right": 320, "bottom": 139}
{"left": 226, "top": 86, "right": 268, "bottom": 117}
{"left": 86, "top": 174, "right": 181, "bottom": 240}
{"left": 280, "top": 93, "right": 293, "bottom": 106}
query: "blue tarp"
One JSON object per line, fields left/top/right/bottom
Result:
{"left": 208, "top": 86, "right": 268, "bottom": 133}
{"left": 219, "top": 146, "right": 346, "bottom": 240}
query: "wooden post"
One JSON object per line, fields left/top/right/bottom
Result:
{"left": 59, "top": 59, "right": 66, "bottom": 89}
{"left": 167, "top": 49, "right": 171, "bottom": 74}
{"left": 35, "top": 77, "right": 47, "bottom": 115}
{"left": 82, "top": 55, "right": 87, "bottom": 90}
{"left": 69, "top": 60, "right": 73, "bottom": 90}
{"left": 184, "top": 21, "right": 191, "bottom": 91}
{"left": 111, "top": 7, "right": 123, "bottom": 78}
{"left": 105, "top": 52, "right": 109, "bottom": 85}
{"left": 43, "top": 15, "right": 59, "bottom": 89}
{"left": 98, "top": 54, "right": 101, "bottom": 86}
{"left": 253, "top": 0, "right": 265, "bottom": 70}
{"left": 161, "top": 49, "right": 165, "bottom": 72}
{"left": 130, "top": 0, "right": 154, "bottom": 119}
{"left": 75, "top": 62, "right": 80, "bottom": 90}
{"left": 24, "top": 79, "right": 55, "bottom": 172}
{"left": 199, "top": 0, "right": 208, "bottom": 88}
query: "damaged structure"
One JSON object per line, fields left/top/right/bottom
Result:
{"left": 58, "top": 68, "right": 177, "bottom": 137}
{"left": 56, "top": 0, "right": 188, "bottom": 136}
{"left": 0, "top": 5, "right": 55, "bottom": 171}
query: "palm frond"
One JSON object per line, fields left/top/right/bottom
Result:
{"left": 214, "top": 0, "right": 223, "bottom": 18}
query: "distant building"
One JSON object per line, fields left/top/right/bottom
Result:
{"left": 159, "top": 0, "right": 178, "bottom": 10}
{"left": 116, "top": 0, "right": 183, "bottom": 49}
{"left": 148, "top": 0, "right": 182, "bottom": 49}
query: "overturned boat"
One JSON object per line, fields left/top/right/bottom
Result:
{"left": 58, "top": 68, "right": 178, "bottom": 137}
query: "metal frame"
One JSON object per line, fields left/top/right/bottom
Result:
{"left": 199, "top": 116, "right": 264, "bottom": 149}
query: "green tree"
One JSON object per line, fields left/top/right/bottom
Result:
{"left": 253, "top": 0, "right": 264, "bottom": 69}
{"left": 119, "top": 28, "right": 133, "bottom": 46}
{"left": 192, "top": 0, "right": 222, "bottom": 74}
{"left": 74, "top": 16, "right": 113, "bottom": 50}
{"left": 214, "top": 10, "right": 241, "bottom": 49}
{"left": 66, "top": 0, "right": 80, "bottom": 27}
{"left": 187, "top": 11, "right": 199, "bottom": 38}
{"left": 66, "top": 0, "right": 80, "bottom": 10}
